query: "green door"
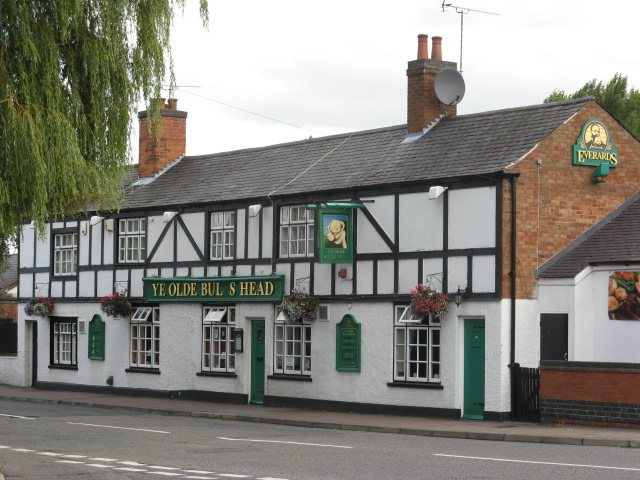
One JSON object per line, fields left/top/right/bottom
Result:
{"left": 463, "top": 318, "right": 485, "bottom": 419}
{"left": 250, "top": 320, "right": 265, "bottom": 404}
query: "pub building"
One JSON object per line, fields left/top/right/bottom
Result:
{"left": 12, "top": 35, "right": 640, "bottom": 420}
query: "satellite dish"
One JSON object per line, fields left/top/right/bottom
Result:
{"left": 434, "top": 69, "right": 466, "bottom": 106}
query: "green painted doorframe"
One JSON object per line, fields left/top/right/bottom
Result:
{"left": 463, "top": 318, "right": 485, "bottom": 420}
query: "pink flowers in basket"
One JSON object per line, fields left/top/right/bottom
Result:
{"left": 410, "top": 284, "right": 449, "bottom": 320}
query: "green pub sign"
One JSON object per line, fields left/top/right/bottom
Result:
{"left": 88, "top": 314, "right": 105, "bottom": 361}
{"left": 336, "top": 314, "right": 361, "bottom": 372}
{"left": 318, "top": 209, "right": 354, "bottom": 264}
{"left": 572, "top": 119, "right": 619, "bottom": 167}
{"left": 143, "top": 275, "right": 285, "bottom": 302}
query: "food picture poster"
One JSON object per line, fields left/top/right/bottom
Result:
{"left": 608, "top": 272, "right": 640, "bottom": 320}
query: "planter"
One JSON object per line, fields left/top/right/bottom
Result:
{"left": 24, "top": 297, "right": 54, "bottom": 318}
{"left": 280, "top": 289, "right": 319, "bottom": 323}
{"left": 100, "top": 290, "right": 132, "bottom": 318}
{"left": 410, "top": 284, "right": 449, "bottom": 320}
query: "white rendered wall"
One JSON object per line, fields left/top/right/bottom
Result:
{"left": 448, "top": 187, "right": 496, "bottom": 249}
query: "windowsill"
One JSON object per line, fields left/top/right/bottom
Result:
{"left": 125, "top": 367, "right": 160, "bottom": 374}
{"left": 0, "top": 353, "right": 18, "bottom": 358}
{"left": 196, "top": 371, "right": 237, "bottom": 378}
{"left": 387, "top": 381, "right": 443, "bottom": 389}
{"left": 52, "top": 275, "right": 78, "bottom": 280}
{"left": 48, "top": 364, "right": 78, "bottom": 370}
{"left": 268, "top": 374, "right": 312, "bottom": 382}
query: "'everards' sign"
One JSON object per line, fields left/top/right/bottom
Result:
{"left": 143, "top": 276, "right": 285, "bottom": 302}
{"left": 572, "top": 119, "right": 619, "bottom": 167}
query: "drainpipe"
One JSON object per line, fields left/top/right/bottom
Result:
{"left": 509, "top": 176, "right": 518, "bottom": 420}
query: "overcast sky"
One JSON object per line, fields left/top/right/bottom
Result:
{"left": 131, "top": 0, "right": 640, "bottom": 160}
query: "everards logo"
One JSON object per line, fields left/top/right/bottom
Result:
{"left": 572, "top": 119, "right": 618, "bottom": 167}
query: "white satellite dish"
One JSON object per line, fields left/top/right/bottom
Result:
{"left": 434, "top": 69, "right": 466, "bottom": 106}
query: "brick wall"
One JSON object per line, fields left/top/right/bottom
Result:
{"left": 502, "top": 99, "right": 640, "bottom": 299}
{"left": 138, "top": 100, "right": 187, "bottom": 178}
{"left": 0, "top": 302, "right": 17, "bottom": 322}
{"left": 406, "top": 59, "right": 457, "bottom": 134}
{"left": 540, "top": 361, "right": 640, "bottom": 427}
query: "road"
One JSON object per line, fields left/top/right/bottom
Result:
{"left": 1, "top": 399, "right": 639, "bottom": 479}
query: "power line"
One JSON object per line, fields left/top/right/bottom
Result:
{"left": 174, "top": 87, "right": 322, "bottom": 135}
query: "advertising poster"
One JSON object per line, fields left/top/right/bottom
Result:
{"left": 608, "top": 271, "right": 640, "bottom": 320}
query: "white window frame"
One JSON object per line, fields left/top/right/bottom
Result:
{"left": 274, "top": 307, "right": 311, "bottom": 375}
{"left": 130, "top": 306, "right": 160, "bottom": 369}
{"left": 118, "top": 218, "right": 147, "bottom": 264}
{"left": 53, "top": 233, "right": 78, "bottom": 276}
{"left": 51, "top": 319, "right": 77, "bottom": 366}
{"left": 393, "top": 305, "right": 441, "bottom": 383}
{"left": 279, "top": 205, "right": 314, "bottom": 258}
{"left": 210, "top": 211, "right": 235, "bottom": 260}
{"left": 202, "top": 306, "right": 236, "bottom": 373}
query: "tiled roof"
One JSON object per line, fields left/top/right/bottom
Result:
{"left": 537, "top": 189, "right": 640, "bottom": 278}
{"left": 123, "top": 97, "right": 589, "bottom": 210}
{"left": 0, "top": 254, "right": 17, "bottom": 296}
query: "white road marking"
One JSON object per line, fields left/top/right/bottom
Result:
{"left": 11, "top": 448, "right": 35, "bottom": 452}
{"left": 183, "top": 470, "right": 217, "bottom": 474}
{"left": 258, "top": 478, "right": 291, "bottom": 480}
{"left": 148, "top": 465, "right": 182, "bottom": 470}
{"left": 87, "top": 463, "right": 112, "bottom": 468}
{"left": 114, "top": 467, "right": 148, "bottom": 472}
{"left": 218, "top": 436, "right": 353, "bottom": 449}
{"left": 56, "top": 460, "right": 85, "bottom": 464}
{"left": 0, "top": 445, "right": 11, "bottom": 448}
{"left": 119, "top": 460, "right": 148, "bottom": 466}
{"left": 61, "top": 454, "right": 87, "bottom": 458}
{"left": 38, "top": 452, "right": 64, "bottom": 456}
{"left": 66, "top": 421, "right": 169, "bottom": 433}
{"left": 184, "top": 477, "right": 217, "bottom": 480}
{"left": 149, "top": 472, "right": 185, "bottom": 477}
{"left": 0, "top": 413, "right": 35, "bottom": 420}
{"left": 89, "top": 457, "right": 118, "bottom": 461}
{"left": 218, "top": 475, "right": 251, "bottom": 478}
{"left": 434, "top": 454, "right": 640, "bottom": 472}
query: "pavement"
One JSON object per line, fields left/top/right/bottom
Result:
{"left": 0, "top": 384, "right": 639, "bottom": 449}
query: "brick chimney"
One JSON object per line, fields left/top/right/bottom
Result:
{"left": 138, "top": 98, "right": 187, "bottom": 178}
{"left": 407, "top": 35, "right": 458, "bottom": 134}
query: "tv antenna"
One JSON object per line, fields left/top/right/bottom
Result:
{"left": 441, "top": 2, "right": 499, "bottom": 73}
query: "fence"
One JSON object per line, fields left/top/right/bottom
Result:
{"left": 513, "top": 364, "right": 540, "bottom": 422}
{"left": 0, "top": 321, "right": 18, "bottom": 355}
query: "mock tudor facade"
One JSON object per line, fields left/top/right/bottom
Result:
{"left": 9, "top": 35, "right": 640, "bottom": 420}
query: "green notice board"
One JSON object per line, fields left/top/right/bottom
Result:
{"left": 336, "top": 314, "right": 361, "bottom": 372}
{"left": 88, "top": 314, "right": 105, "bottom": 360}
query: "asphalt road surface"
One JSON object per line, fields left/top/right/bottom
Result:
{"left": 1, "top": 399, "right": 639, "bottom": 480}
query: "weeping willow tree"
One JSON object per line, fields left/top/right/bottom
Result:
{"left": 0, "top": 0, "right": 208, "bottom": 271}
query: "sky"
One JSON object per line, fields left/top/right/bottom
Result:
{"left": 131, "top": 0, "right": 640, "bottom": 161}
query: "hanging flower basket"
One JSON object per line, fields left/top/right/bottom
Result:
{"left": 280, "top": 289, "right": 319, "bottom": 323}
{"left": 100, "top": 290, "right": 132, "bottom": 318}
{"left": 410, "top": 284, "right": 449, "bottom": 321}
{"left": 24, "top": 297, "right": 54, "bottom": 317}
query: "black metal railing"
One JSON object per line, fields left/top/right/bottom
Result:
{"left": 513, "top": 364, "right": 540, "bottom": 422}
{"left": 0, "top": 321, "right": 18, "bottom": 355}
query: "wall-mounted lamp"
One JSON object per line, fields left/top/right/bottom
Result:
{"left": 90, "top": 215, "right": 104, "bottom": 226}
{"left": 592, "top": 163, "right": 609, "bottom": 184}
{"left": 233, "top": 328, "right": 244, "bottom": 353}
{"left": 455, "top": 286, "right": 469, "bottom": 307}
{"left": 428, "top": 186, "right": 448, "bottom": 200}
{"left": 163, "top": 211, "right": 178, "bottom": 223}
{"left": 105, "top": 219, "right": 114, "bottom": 232}
{"left": 248, "top": 204, "right": 262, "bottom": 217}
{"left": 81, "top": 222, "right": 88, "bottom": 235}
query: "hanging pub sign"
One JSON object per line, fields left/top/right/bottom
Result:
{"left": 143, "top": 275, "right": 285, "bottom": 302}
{"left": 608, "top": 271, "right": 640, "bottom": 321}
{"left": 88, "top": 314, "right": 105, "bottom": 360}
{"left": 318, "top": 209, "right": 353, "bottom": 264}
{"left": 336, "top": 314, "right": 361, "bottom": 372}
{"left": 572, "top": 119, "right": 619, "bottom": 167}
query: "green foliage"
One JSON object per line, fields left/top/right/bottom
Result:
{"left": 544, "top": 73, "right": 640, "bottom": 139}
{"left": 0, "top": 0, "right": 208, "bottom": 255}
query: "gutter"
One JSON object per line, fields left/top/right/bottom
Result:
{"left": 509, "top": 175, "right": 517, "bottom": 420}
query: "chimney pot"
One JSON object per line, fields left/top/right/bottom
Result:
{"left": 431, "top": 36, "right": 442, "bottom": 61}
{"left": 417, "top": 34, "right": 429, "bottom": 60}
